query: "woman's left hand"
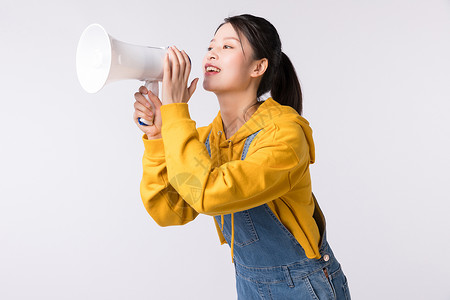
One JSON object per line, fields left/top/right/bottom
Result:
{"left": 162, "top": 46, "right": 199, "bottom": 105}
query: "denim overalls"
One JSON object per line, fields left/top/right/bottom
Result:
{"left": 205, "top": 129, "right": 351, "bottom": 299}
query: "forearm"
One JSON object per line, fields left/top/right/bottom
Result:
{"left": 140, "top": 135, "right": 199, "bottom": 225}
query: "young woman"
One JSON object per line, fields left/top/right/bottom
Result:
{"left": 133, "top": 14, "right": 351, "bottom": 299}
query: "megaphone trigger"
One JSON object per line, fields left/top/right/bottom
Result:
{"left": 138, "top": 118, "right": 151, "bottom": 126}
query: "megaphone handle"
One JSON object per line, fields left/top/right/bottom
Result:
{"left": 138, "top": 80, "right": 159, "bottom": 126}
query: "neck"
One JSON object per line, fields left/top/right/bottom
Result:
{"left": 216, "top": 90, "right": 262, "bottom": 139}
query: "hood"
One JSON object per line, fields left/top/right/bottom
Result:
{"left": 210, "top": 97, "right": 315, "bottom": 164}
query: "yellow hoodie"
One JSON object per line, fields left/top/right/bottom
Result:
{"left": 140, "top": 97, "right": 322, "bottom": 263}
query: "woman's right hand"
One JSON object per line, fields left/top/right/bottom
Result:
{"left": 133, "top": 86, "right": 163, "bottom": 139}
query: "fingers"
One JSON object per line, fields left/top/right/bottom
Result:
{"left": 181, "top": 50, "right": 191, "bottom": 82}
{"left": 134, "top": 91, "right": 151, "bottom": 109}
{"left": 163, "top": 46, "right": 194, "bottom": 104}
{"left": 163, "top": 50, "right": 171, "bottom": 83}
{"left": 134, "top": 91, "right": 154, "bottom": 119}
{"left": 133, "top": 100, "right": 153, "bottom": 120}
{"left": 168, "top": 47, "right": 179, "bottom": 80}
{"left": 168, "top": 46, "right": 191, "bottom": 81}
{"left": 147, "top": 89, "right": 162, "bottom": 109}
{"left": 188, "top": 78, "right": 199, "bottom": 98}
{"left": 139, "top": 85, "right": 148, "bottom": 95}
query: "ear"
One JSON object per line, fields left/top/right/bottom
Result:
{"left": 250, "top": 58, "right": 268, "bottom": 78}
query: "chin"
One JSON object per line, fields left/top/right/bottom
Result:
{"left": 202, "top": 80, "right": 215, "bottom": 92}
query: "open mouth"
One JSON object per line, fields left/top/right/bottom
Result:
{"left": 205, "top": 65, "right": 221, "bottom": 73}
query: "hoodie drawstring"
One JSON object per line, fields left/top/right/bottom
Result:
{"left": 217, "top": 130, "right": 236, "bottom": 264}
{"left": 227, "top": 139, "right": 235, "bottom": 264}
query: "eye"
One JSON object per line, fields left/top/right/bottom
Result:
{"left": 207, "top": 47, "right": 213, "bottom": 51}
{"left": 223, "top": 45, "right": 232, "bottom": 49}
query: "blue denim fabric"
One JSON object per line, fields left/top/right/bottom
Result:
{"left": 205, "top": 130, "right": 351, "bottom": 299}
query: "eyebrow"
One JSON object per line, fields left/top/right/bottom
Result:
{"left": 210, "top": 37, "right": 240, "bottom": 43}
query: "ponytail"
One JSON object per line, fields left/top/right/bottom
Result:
{"left": 270, "top": 52, "right": 303, "bottom": 116}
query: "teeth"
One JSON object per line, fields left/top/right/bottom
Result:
{"left": 206, "top": 66, "right": 221, "bottom": 72}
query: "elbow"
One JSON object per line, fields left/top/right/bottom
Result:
{"left": 151, "top": 215, "right": 175, "bottom": 227}
{"left": 144, "top": 205, "right": 172, "bottom": 227}
{"left": 147, "top": 207, "right": 190, "bottom": 227}
{"left": 141, "top": 198, "right": 181, "bottom": 227}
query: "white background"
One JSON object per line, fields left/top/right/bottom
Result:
{"left": 1, "top": 0, "right": 449, "bottom": 299}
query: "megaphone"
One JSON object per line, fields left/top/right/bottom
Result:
{"left": 76, "top": 23, "right": 167, "bottom": 126}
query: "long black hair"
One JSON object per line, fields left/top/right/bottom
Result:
{"left": 215, "top": 14, "right": 303, "bottom": 116}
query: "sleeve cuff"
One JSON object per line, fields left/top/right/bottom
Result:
{"left": 160, "top": 103, "right": 191, "bottom": 126}
{"left": 142, "top": 134, "right": 165, "bottom": 157}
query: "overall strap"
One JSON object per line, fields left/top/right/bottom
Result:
{"left": 241, "top": 129, "right": 263, "bottom": 160}
{"left": 205, "top": 130, "right": 212, "bottom": 157}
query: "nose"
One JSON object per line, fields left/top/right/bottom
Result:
{"left": 207, "top": 48, "right": 217, "bottom": 60}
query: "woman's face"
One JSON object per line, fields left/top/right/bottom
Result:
{"left": 202, "top": 22, "right": 256, "bottom": 94}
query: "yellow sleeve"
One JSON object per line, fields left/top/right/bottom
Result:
{"left": 159, "top": 103, "right": 305, "bottom": 216}
{"left": 140, "top": 135, "right": 199, "bottom": 226}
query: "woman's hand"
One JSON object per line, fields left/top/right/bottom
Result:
{"left": 162, "top": 46, "right": 199, "bottom": 105}
{"left": 133, "top": 86, "right": 163, "bottom": 139}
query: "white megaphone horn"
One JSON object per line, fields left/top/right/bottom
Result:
{"left": 76, "top": 23, "right": 169, "bottom": 126}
